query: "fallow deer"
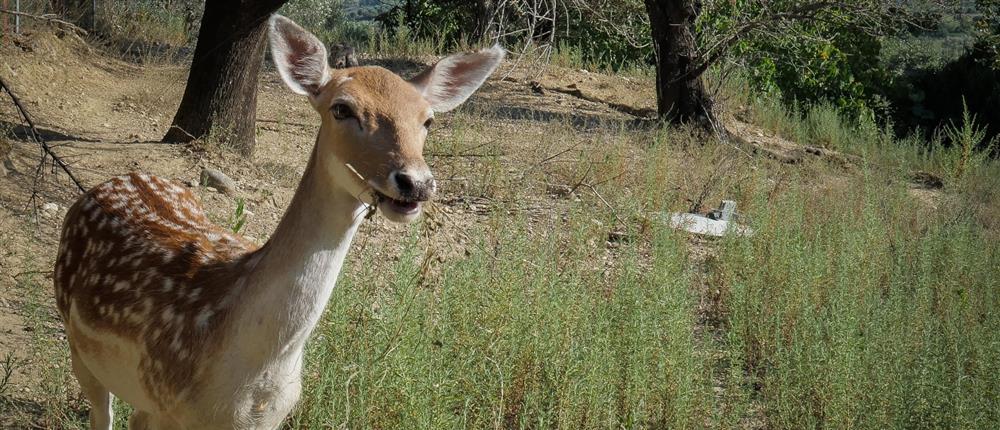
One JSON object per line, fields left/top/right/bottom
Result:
{"left": 53, "top": 15, "right": 503, "bottom": 429}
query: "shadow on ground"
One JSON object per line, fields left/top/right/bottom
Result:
{"left": 0, "top": 120, "right": 101, "bottom": 144}
{"left": 465, "top": 102, "right": 658, "bottom": 132}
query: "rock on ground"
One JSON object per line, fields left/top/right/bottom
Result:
{"left": 200, "top": 168, "right": 237, "bottom": 195}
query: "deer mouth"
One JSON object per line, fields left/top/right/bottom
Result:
{"left": 373, "top": 191, "right": 422, "bottom": 216}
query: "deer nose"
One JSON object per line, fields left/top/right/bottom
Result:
{"left": 391, "top": 170, "right": 435, "bottom": 201}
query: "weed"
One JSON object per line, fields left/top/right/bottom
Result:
{"left": 938, "top": 100, "right": 997, "bottom": 181}
{"left": 0, "top": 351, "right": 18, "bottom": 396}
{"left": 229, "top": 198, "right": 247, "bottom": 234}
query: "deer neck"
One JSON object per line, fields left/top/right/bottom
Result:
{"left": 232, "top": 142, "right": 366, "bottom": 361}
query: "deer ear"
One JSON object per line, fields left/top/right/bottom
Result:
{"left": 409, "top": 44, "right": 505, "bottom": 112}
{"left": 268, "top": 14, "right": 330, "bottom": 97}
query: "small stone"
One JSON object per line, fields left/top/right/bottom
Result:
{"left": 41, "top": 202, "right": 60, "bottom": 218}
{"left": 205, "top": 186, "right": 218, "bottom": 193}
{"left": 200, "top": 168, "right": 237, "bottom": 195}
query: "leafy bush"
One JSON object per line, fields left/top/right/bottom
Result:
{"left": 697, "top": 1, "right": 892, "bottom": 120}
{"left": 279, "top": 0, "right": 346, "bottom": 42}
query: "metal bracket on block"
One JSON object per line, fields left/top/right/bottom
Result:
{"left": 709, "top": 200, "right": 737, "bottom": 221}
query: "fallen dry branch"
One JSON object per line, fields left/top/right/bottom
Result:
{"left": 541, "top": 83, "right": 657, "bottom": 119}
{"left": 727, "top": 119, "right": 861, "bottom": 167}
{"left": 0, "top": 9, "right": 88, "bottom": 36}
{"left": 0, "top": 76, "right": 87, "bottom": 193}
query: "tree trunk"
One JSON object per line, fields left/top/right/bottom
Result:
{"left": 644, "top": 0, "right": 713, "bottom": 124}
{"left": 163, "top": 0, "right": 287, "bottom": 155}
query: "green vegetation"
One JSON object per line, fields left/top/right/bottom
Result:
{"left": 721, "top": 173, "right": 1000, "bottom": 428}
{"left": 0, "top": 352, "right": 16, "bottom": 396}
{"left": 229, "top": 198, "right": 248, "bottom": 234}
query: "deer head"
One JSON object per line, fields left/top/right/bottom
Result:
{"left": 268, "top": 15, "right": 504, "bottom": 223}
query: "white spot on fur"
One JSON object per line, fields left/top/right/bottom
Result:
{"left": 170, "top": 332, "right": 182, "bottom": 352}
{"left": 162, "top": 278, "right": 174, "bottom": 293}
{"left": 162, "top": 306, "right": 174, "bottom": 323}
{"left": 195, "top": 307, "right": 214, "bottom": 329}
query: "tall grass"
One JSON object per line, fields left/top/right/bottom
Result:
{"left": 721, "top": 174, "right": 1000, "bottom": 428}
{"left": 291, "top": 201, "right": 714, "bottom": 428}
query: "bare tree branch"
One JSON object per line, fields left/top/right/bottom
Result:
{"left": 0, "top": 76, "right": 87, "bottom": 194}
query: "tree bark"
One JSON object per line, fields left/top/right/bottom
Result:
{"left": 163, "top": 0, "right": 287, "bottom": 155}
{"left": 643, "top": 0, "right": 713, "bottom": 124}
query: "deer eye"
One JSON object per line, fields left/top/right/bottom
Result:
{"left": 331, "top": 103, "right": 355, "bottom": 120}
{"left": 423, "top": 117, "right": 434, "bottom": 129}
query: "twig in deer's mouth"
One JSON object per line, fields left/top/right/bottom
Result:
{"left": 345, "top": 162, "right": 379, "bottom": 220}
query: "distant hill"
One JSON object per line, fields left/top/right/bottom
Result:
{"left": 343, "top": 0, "right": 396, "bottom": 21}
